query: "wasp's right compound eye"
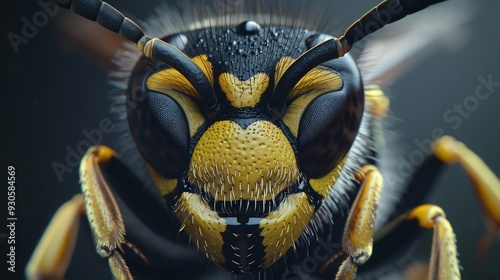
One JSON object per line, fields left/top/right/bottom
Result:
{"left": 126, "top": 60, "right": 191, "bottom": 179}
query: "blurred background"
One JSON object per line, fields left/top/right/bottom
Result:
{"left": 2, "top": 0, "right": 499, "bottom": 279}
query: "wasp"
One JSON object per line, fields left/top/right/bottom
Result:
{"left": 25, "top": 0, "right": 499, "bottom": 279}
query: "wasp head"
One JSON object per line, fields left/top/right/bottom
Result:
{"left": 127, "top": 22, "right": 363, "bottom": 274}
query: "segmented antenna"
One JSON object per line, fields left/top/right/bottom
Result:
{"left": 341, "top": 0, "right": 447, "bottom": 51}
{"left": 60, "top": 0, "right": 219, "bottom": 115}
{"left": 271, "top": 0, "right": 447, "bottom": 117}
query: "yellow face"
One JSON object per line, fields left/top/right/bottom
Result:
{"left": 145, "top": 58, "right": 346, "bottom": 271}
{"left": 128, "top": 26, "right": 363, "bottom": 274}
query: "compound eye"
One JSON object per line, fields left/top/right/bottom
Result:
{"left": 297, "top": 71, "right": 363, "bottom": 179}
{"left": 128, "top": 90, "right": 190, "bottom": 179}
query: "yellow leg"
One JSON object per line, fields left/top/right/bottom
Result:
{"left": 80, "top": 145, "right": 134, "bottom": 280}
{"left": 27, "top": 145, "right": 144, "bottom": 280}
{"left": 407, "top": 205, "right": 461, "bottom": 280}
{"left": 26, "top": 194, "right": 84, "bottom": 280}
{"left": 330, "top": 165, "right": 384, "bottom": 280}
{"left": 433, "top": 136, "right": 500, "bottom": 255}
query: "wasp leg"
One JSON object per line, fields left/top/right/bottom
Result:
{"left": 330, "top": 165, "right": 384, "bottom": 279}
{"left": 26, "top": 195, "right": 84, "bottom": 279}
{"left": 79, "top": 145, "right": 141, "bottom": 280}
{"left": 359, "top": 135, "right": 499, "bottom": 276}
{"left": 380, "top": 204, "right": 460, "bottom": 279}
{"left": 410, "top": 205, "right": 460, "bottom": 279}
{"left": 27, "top": 144, "right": 179, "bottom": 279}
{"left": 433, "top": 135, "right": 500, "bottom": 252}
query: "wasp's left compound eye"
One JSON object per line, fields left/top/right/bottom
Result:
{"left": 296, "top": 56, "right": 364, "bottom": 179}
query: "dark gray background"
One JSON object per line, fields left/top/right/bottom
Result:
{"left": 2, "top": 0, "right": 499, "bottom": 279}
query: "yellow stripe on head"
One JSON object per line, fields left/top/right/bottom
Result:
{"left": 219, "top": 73, "right": 269, "bottom": 108}
{"left": 309, "top": 157, "right": 346, "bottom": 198}
{"left": 146, "top": 55, "right": 211, "bottom": 137}
{"left": 147, "top": 54, "right": 214, "bottom": 100}
{"left": 147, "top": 164, "right": 178, "bottom": 196}
{"left": 276, "top": 56, "right": 343, "bottom": 137}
